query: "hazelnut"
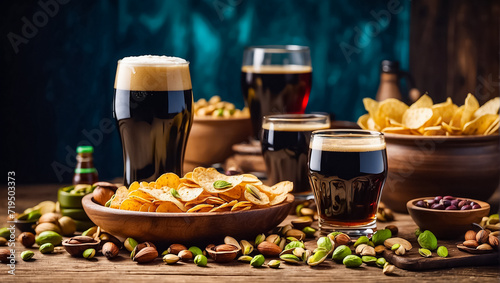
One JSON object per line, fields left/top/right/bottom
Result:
{"left": 334, "top": 233, "right": 351, "bottom": 246}
{"left": 464, "top": 230, "right": 476, "bottom": 241}
{"left": 488, "top": 235, "right": 499, "bottom": 248}
{"left": 93, "top": 186, "right": 116, "bottom": 206}
{"left": 18, "top": 232, "right": 36, "bottom": 248}
{"left": 102, "top": 242, "right": 119, "bottom": 259}
{"left": 133, "top": 246, "right": 158, "bottom": 263}
{"left": 0, "top": 249, "right": 10, "bottom": 263}
{"left": 167, "top": 244, "right": 187, "bottom": 255}
{"left": 178, "top": 250, "right": 193, "bottom": 261}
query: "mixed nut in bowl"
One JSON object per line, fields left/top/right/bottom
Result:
{"left": 407, "top": 196, "right": 490, "bottom": 239}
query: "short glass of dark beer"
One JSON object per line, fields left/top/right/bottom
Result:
{"left": 113, "top": 56, "right": 193, "bottom": 186}
{"left": 261, "top": 114, "right": 330, "bottom": 199}
{"left": 308, "top": 130, "right": 387, "bottom": 236}
{"left": 241, "top": 45, "right": 312, "bottom": 138}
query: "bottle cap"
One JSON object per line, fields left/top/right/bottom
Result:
{"left": 76, "top": 146, "right": 94, "bottom": 154}
{"left": 380, "top": 60, "right": 400, "bottom": 73}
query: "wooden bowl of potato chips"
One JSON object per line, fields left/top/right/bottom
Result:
{"left": 82, "top": 168, "right": 294, "bottom": 243}
{"left": 357, "top": 94, "right": 500, "bottom": 212}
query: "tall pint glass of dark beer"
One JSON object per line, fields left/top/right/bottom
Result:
{"left": 308, "top": 130, "right": 387, "bottom": 236}
{"left": 241, "top": 46, "right": 312, "bottom": 138}
{"left": 113, "top": 56, "right": 193, "bottom": 186}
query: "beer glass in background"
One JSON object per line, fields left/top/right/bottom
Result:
{"left": 308, "top": 130, "right": 387, "bottom": 236}
{"left": 113, "top": 56, "right": 193, "bottom": 186}
{"left": 241, "top": 45, "right": 312, "bottom": 138}
{"left": 261, "top": 114, "right": 330, "bottom": 199}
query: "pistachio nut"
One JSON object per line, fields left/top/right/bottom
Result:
{"left": 307, "top": 249, "right": 328, "bottom": 266}
{"left": 266, "top": 234, "right": 281, "bottom": 245}
{"left": 189, "top": 246, "right": 204, "bottom": 257}
{"left": 437, "top": 246, "right": 448, "bottom": 257}
{"left": 391, "top": 244, "right": 400, "bottom": 251}
{"left": 35, "top": 231, "right": 63, "bottom": 246}
{"left": 35, "top": 222, "right": 62, "bottom": 235}
{"left": 295, "top": 204, "right": 305, "bottom": 217}
{"left": 353, "top": 236, "right": 369, "bottom": 248}
{"left": 213, "top": 180, "right": 232, "bottom": 189}
{"left": 285, "top": 241, "right": 305, "bottom": 251}
{"left": 384, "top": 237, "right": 412, "bottom": 251}
{"left": 238, "top": 255, "right": 253, "bottom": 262}
{"left": 39, "top": 243, "right": 55, "bottom": 254}
{"left": 194, "top": 254, "right": 208, "bottom": 267}
{"left": 418, "top": 248, "right": 432, "bottom": 258}
{"left": 250, "top": 254, "right": 265, "bottom": 267}
{"left": 285, "top": 229, "right": 306, "bottom": 241}
{"left": 360, "top": 245, "right": 376, "bottom": 257}
{"left": 418, "top": 230, "right": 437, "bottom": 251}
{"left": 83, "top": 248, "right": 96, "bottom": 259}
{"left": 395, "top": 245, "right": 405, "bottom": 256}
{"left": 38, "top": 212, "right": 60, "bottom": 224}
{"left": 280, "top": 254, "right": 301, "bottom": 264}
{"left": 376, "top": 257, "right": 387, "bottom": 268}
{"left": 317, "top": 236, "right": 333, "bottom": 252}
{"left": 415, "top": 228, "right": 423, "bottom": 237}
{"left": 58, "top": 216, "right": 76, "bottom": 236}
{"left": 367, "top": 241, "right": 375, "bottom": 247}
{"left": 81, "top": 226, "right": 98, "bottom": 238}
{"left": 383, "top": 262, "right": 395, "bottom": 275}
{"left": 332, "top": 245, "right": 351, "bottom": 263}
{"left": 385, "top": 225, "right": 399, "bottom": 236}
{"left": 255, "top": 233, "right": 266, "bottom": 246}
{"left": 292, "top": 247, "right": 305, "bottom": 258}
{"left": 291, "top": 217, "right": 313, "bottom": 230}
{"left": 105, "top": 195, "right": 115, "bottom": 207}
{"left": 361, "top": 256, "right": 377, "bottom": 265}
{"left": 0, "top": 227, "right": 11, "bottom": 239}
{"left": 463, "top": 240, "right": 479, "bottom": 248}
{"left": 124, "top": 238, "right": 138, "bottom": 252}
{"left": 0, "top": 237, "right": 7, "bottom": 246}
{"left": 279, "top": 237, "right": 286, "bottom": 251}
{"left": 286, "top": 236, "right": 299, "bottom": 242}
{"left": 302, "top": 227, "right": 316, "bottom": 237}
{"left": 245, "top": 184, "right": 261, "bottom": 200}
{"left": 224, "top": 236, "right": 241, "bottom": 249}
{"left": 163, "top": 254, "right": 180, "bottom": 264}
{"left": 342, "top": 255, "right": 362, "bottom": 268}
{"left": 355, "top": 244, "right": 367, "bottom": 255}
{"left": 300, "top": 207, "right": 315, "bottom": 216}
{"left": 371, "top": 229, "right": 392, "bottom": 246}
{"left": 21, "top": 250, "right": 35, "bottom": 261}
{"left": 327, "top": 232, "right": 342, "bottom": 242}
{"left": 240, "top": 240, "right": 253, "bottom": 255}
{"left": 268, "top": 259, "right": 281, "bottom": 269}
{"left": 334, "top": 233, "right": 351, "bottom": 247}
{"left": 302, "top": 250, "right": 312, "bottom": 262}
{"left": 280, "top": 224, "right": 293, "bottom": 236}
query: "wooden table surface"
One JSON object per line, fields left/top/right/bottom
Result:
{"left": 1, "top": 184, "right": 499, "bottom": 282}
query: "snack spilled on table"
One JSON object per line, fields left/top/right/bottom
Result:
{"left": 106, "top": 167, "right": 292, "bottom": 213}
{"left": 358, "top": 94, "right": 499, "bottom": 136}
{"left": 194, "top": 95, "right": 250, "bottom": 118}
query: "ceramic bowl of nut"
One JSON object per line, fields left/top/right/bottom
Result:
{"left": 183, "top": 116, "right": 252, "bottom": 173}
{"left": 82, "top": 194, "right": 293, "bottom": 244}
{"left": 381, "top": 134, "right": 500, "bottom": 213}
{"left": 407, "top": 197, "right": 490, "bottom": 239}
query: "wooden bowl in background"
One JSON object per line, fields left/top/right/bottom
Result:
{"left": 382, "top": 134, "right": 500, "bottom": 213}
{"left": 183, "top": 116, "right": 252, "bottom": 173}
{"left": 407, "top": 197, "right": 490, "bottom": 239}
{"left": 82, "top": 194, "right": 294, "bottom": 244}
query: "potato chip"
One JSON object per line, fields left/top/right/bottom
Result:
{"left": 193, "top": 167, "right": 244, "bottom": 193}
{"left": 187, "top": 204, "right": 214, "bottom": 213}
{"left": 128, "top": 195, "right": 153, "bottom": 204}
{"left": 357, "top": 113, "right": 370, "bottom": 130}
{"left": 367, "top": 117, "right": 379, "bottom": 131}
{"left": 409, "top": 94, "right": 433, "bottom": 109}
{"left": 156, "top": 173, "right": 180, "bottom": 190}
{"left": 269, "top": 193, "right": 289, "bottom": 206}
{"left": 128, "top": 189, "right": 155, "bottom": 200}
{"left": 402, "top": 108, "right": 433, "bottom": 129}
{"left": 231, "top": 201, "right": 252, "bottom": 211}
{"left": 110, "top": 186, "right": 129, "bottom": 209}
{"left": 242, "top": 174, "right": 263, "bottom": 185}
{"left": 485, "top": 118, "right": 499, "bottom": 135}
{"left": 375, "top": 98, "right": 409, "bottom": 128}
{"left": 209, "top": 200, "right": 238, "bottom": 212}
{"left": 177, "top": 186, "right": 204, "bottom": 202}
{"left": 423, "top": 126, "right": 445, "bottom": 136}
{"left": 463, "top": 114, "right": 499, "bottom": 135}
{"left": 205, "top": 197, "right": 226, "bottom": 205}
{"left": 441, "top": 122, "right": 462, "bottom": 135}
{"left": 363, "top": 98, "right": 379, "bottom": 118}
{"left": 431, "top": 97, "right": 456, "bottom": 124}
{"left": 156, "top": 201, "right": 183, "bottom": 213}
{"left": 119, "top": 199, "right": 143, "bottom": 211}
{"left": 139, "top": 203, "right": 152, "bottom": 212}
{"left": 474, "top": 97, "right": 500, "bottom": 119}
{"left": 148, "top": 181, "right": 157, "bottom": 189}
{"left": 461, "top": 93, "right": 479, "bottom": 127}
{"left": 148, "top": 203, "right": 159, "bottom": 212}
{"left": 128, "top": 181, "right": 140, "bottom": 192}
{"left": 140, "top": 181, "right": 149, "bottom": 188}
{"left": 219, "top": 186, "right": 242, "bottom": 200}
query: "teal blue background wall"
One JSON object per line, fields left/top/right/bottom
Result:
{"left": 1, "top": 0, "right": 410, "bottom": 183}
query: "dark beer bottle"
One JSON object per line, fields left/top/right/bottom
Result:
{"left": 72, "top": 146, "right": 99, "bottom": 185}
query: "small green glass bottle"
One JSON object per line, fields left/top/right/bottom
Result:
{"left": 72, "top": 146, "right": 98, "bottom": 185}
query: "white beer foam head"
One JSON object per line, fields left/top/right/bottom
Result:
{"left": 115, "top": 55, "right": 191, "bottom": 91}
{"left": 310, "top": 133, "right": 386, "bottom": 152}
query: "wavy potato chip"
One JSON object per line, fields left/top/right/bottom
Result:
{"left": 177, "top": 186, "right": 204, "bottom": 202}
{"left": 187, "top": 204, "right": 214, "bottom": 213}
{"left": 357, "top": 113, "right": 370, "bottom": 130}
{"left": 409, "top": 94, "right": 433, "bottom": 109}
{"left": 110, "top": 186, "right": 129, "bottom": 209}
{"left": 375, "top": 98, "right": 409, "bottom": 128}
{"left": 156, "top": 201, "right": 183, "bottom": 213}
{"left": 382, "top": 127, "right": 412, "bottom": 135}
{"left": 128, "top": 181, "right": 140, "bottom": 192}
{"left": 244, "top": 185, "right": 270, "bottom": 206}
{"left": 461, "top": 93, "right": 479, "bottom": 127}
{"left": 157, "top": 173, "right": 180, "bottom": 190}
{"left": 474, "top": 97, "right": 500, "bottom": 119}
{"left": 403, "top": 108, "right": 433, "bottom": 129}
{"left": 485, "top": 118, "right": 499, "bottom": 135}
{"left": 193, "top": 167, "right": 244, "bottom": 193}
{"left": 463, "top": 114, "right": 499, "bottom": 135}
{"left": 119, "top": 199, "right": 143, "bottom": 211}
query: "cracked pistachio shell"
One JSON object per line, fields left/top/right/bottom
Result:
{"left": 362, "top": 256, "right": 377, "bottom": 265}
{"left": 255, "top": 233, "right": 266, "bottom": 246}
{"left": 240, "top": 240, "right": 253, "bottom": 255}
{"left": 238, "top": 255, "right": 253, "bottom": 262}
{"left": 268, "top": 259, "right": 281, "bottom": 268}
{"left": 163, "top": 254, "right": 180, "bottom": 264}
{"left": 317, "top": 237, "right": 333, "bottom": 252}
{"left": 83, "top": 248, "right": 95, "bottom": 259}
{"left": 285, "top": 241, "right": 305, "bottom": 251}
{"left": 280, "top": 254, "right": 301, "bottom": 264}
{"left": 307, "top": 249, "right": 328, "bottom": 266}
{"left": 354, "top": 236, "right": 370, "bottom": 248}
{"left": 124, "top": 238, "right": 138, "bottom": 252}
{"left": 376, "top": 257, "right": 387, "bottom": 267}
{"left": 419, "top": 248, "right": 432, "bottom": 258}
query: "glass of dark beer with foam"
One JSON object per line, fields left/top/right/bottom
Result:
{"left": 308, "top": 130, "right": 388, "bottom": 236}
{"left": 261, "top": 114, "right": 330, "bottom": 200}
{"left": 113, "top": 55, "right": 193, "bottom": 186}
{"left": 241, "top": 45, "right": 312, "bottom": 138}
